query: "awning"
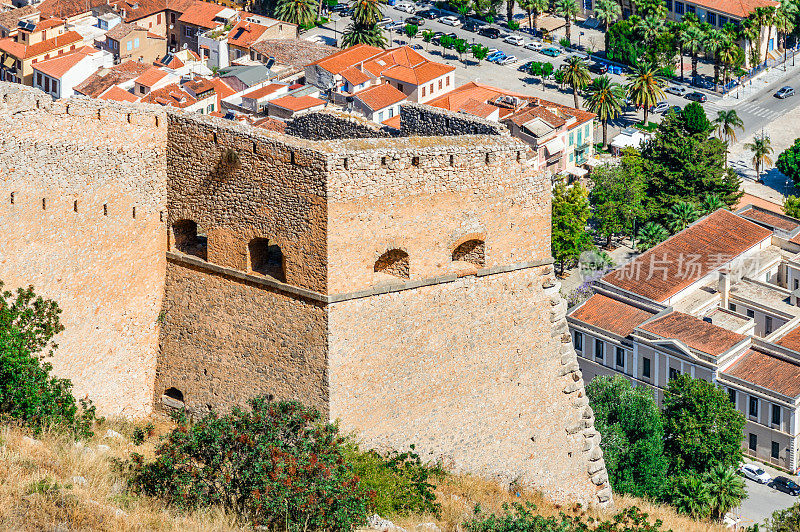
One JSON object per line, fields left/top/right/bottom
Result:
{"left": 544, "top": 138, "right": 564, "bottom": 155}
{"left": 3, "top": 56, "right": 14, "bottom": 68}
{"left": 567, "top": 166, "right": 589, "bottom": 177}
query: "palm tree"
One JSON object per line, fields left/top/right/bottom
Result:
{"left": 519, "top": 0, "right": 547, "bottom": 33}
{"left": 674, "top": 20, "right": 689, "bottom": 81}
{"left": 703, "top": 29, "right": 727, "bottom": 84}
{"left": 762, "top": 6, "right": 777, "bottom": 62}
{"left": 740, "top": 17, "right": 760, "bottom": 67}
{"left": 594, "top": 0, "right": 620, "bottom": 32}
{"left": 342, "top": 22, "right": 387, "bottom": 47}
{"left": 638, "top": 222, "right": 669, "bottom": 250}
{"left": 745, "top": 133, "right": 774, "bottom": 183}
{"left": 626, "top": 61, "right": 665, "bottom": 126}
{"left": 636, "top": 14, "right": 664, "bottom": 47}
{"left": 683, "top": 23, "right": 706, "bottom": 83}
{"left": 555, "top": 0, "right": 579, "bottom": 43}
{"left": 718, "top": 38, "right": 739, "bottom": 85}
{"left": 701, "top": 193, "right": 726, "bottom": 214}
{"left": 714, "top": 110, "right": 744, "bottom": 144}
{"left": 506, "top": 0, "right": 515, "bottom": 25}
{"left": 667, "top": 201, "right": 699, "bottom": 233}
{"left": 775, "top": 2, "right": 796, "bottom": 69}
{"left": 275, "top": 0, "right": 319, "bottom": 26}
{"left": 706, "top": 465, "right": 746, "bottom": 520}
{"left": 561, "top": 56, "right": 591, "bottom": 108}
{"left": 352, "top": 0, "right": 384, "bottom": 25}
{"left": 585, "top": 75, "right": 625, "bottom": 148}
{"left": 670, "top": 475, "right": 712, "bottom": 519}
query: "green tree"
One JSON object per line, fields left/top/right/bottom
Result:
{"left": 404, "top": 23, "right": 419, "bottom": 38}
{"left": 666, "top": 201, "right": 699, "bottom": 233}
{"left": 594, "top": 0, "right": 621, "bottom": 32}
{"left": 471, "top": 43, "right": 489, "bottom": 62}
{"left": 421, "top": 29, "right": 434, "bottom": 50}
{"left": 561, "top": 56, "right": 591, "bottom": 109}
{"left": 768, "top": 502, "right": 800, "bottom": 531}
{"left": 342, "top": 21, "right": 387, "bottom": 47}
{"left": 554, "top": 0, "right": 579, "bottom": 43}
{"left": 636, "top": 14, "right": 664, "bottom": 47}
{"left": 520, "top": 0, "right": 548, "bottom": 33}
{"left": 585, "top": 75, "right": 625, "bottom": 148}
{"left": 682, "top": 23, "right": 705, "bottom": 82}
{"left": 714, "top": 109, "right": 744, "bottom": 147}
{"left": 745, "top": 133, "right": 774, "bottom": 183}
{"left": 706, "top": 464, "right": 746, "bottom": 520}
{"left": 681, "top": 101, "right": 710, "bottom": 134}
{"left": 776, "top": 1, "right": 796, "bottom": 69}
{"left": 586, "top": 376, "right": 668, "bottom": 499}
{"left": 626, "top": 61, "right": 665, "bottom": 125}
{"left": 352, "top": 0, "right": 384, "bottom": 24}
{"left": 700, "top": 193, "right": 725, "bottom": 214}
{"left": 552, "top": 178, "right": 593, "bottom": 275}
{"left": 275, "top": 0, "right": 319, "bottom": 26}
{"left": 777, "top": 138, "right": 800, "bottom": 186}
{"left": 637, "top": 222, "right": 669, "bottom": 250}
{"left": 662, "top": 374, "right": 745, "bottom": 475}
{"left": 529, "top": 61, "right": 553, "bottom": 85}
{"left": 588, "top": 160, "right": 646, "bottom": 247}
{"left": 454, "top": 38, "right": 468, "bottom": 61}
{"left": 785, "top": 195, "right": 800, "bottom": 218}
{"left": 505, "top": 0, "right": 515, "bottom": 24}
{"left": 665, "top": 474, "right": 712, "bottom": 519}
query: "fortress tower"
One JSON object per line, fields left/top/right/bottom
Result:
{"left": 0, "top": 83, "right": 609, "bottom": 506}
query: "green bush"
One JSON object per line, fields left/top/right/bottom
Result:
{"left": 507, "top": 20, "right": 520, "bottom": 30}
{"left": 777, "top": 138, "right": 800, "bottom": 186}
{"left": 463, "top": 502, "right": 668, "bottom": 531}
{"left": 559, "top": 37, "right": 571, "bottom": 48}
{"left": 681, "top": 102, "right": 710, "bottom": 134}
{"left": 0, "top": 282, "right": 98, "bottom": 438}
{"left": 347, "top": 443, "right": 443, "bottom": 517}
{"left": 128, "top": 398, "right": 370, "bottom": 530}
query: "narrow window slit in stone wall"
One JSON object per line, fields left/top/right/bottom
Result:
{"left": 132, "top": 206, "right": 136, "bottom": 219}
{"left": 126, "top": 113, "right": 132, "bottom": 123}
{"left": 103, "top": 204, "right": 108, "bottom": 216}
{"left": 73, "top": 200, "right": 78, "bottom": 212}
{"left": 155, "top": 116, "right": 159, "bottom": 127}
{"left": 449, "top": 155, "right": 454, "bottom": 166}
{"left": 452, "top": 239, "right": 486, "bottom": 267}
{"left": 160, "top": 211, "right": 164, "bottom": 222}
{"left": 517, "top": 151, "right": 522, "bottom": 162}
{"left": 10, "top": 192, "right": 14, "bottom": 204}
{"left": 412, "top": 156, "right": 420, "bottom": 167}
{"left": 248, "top": 238, "right": 285, "bottom": 282}
{"left": 381, "top": 156, "right": 387, "bottom": 167}
{"left": 212, "top": 132, "right": 218, "bottom": 144}
{"left": 374, "top": 249, "right": 410, "bottom": 279}
{"left": 172, "top": 220, "right": 207, "bottom": 260}
{"left": 291, "top": 151, "right": 296, "bottom": 165}
{"left": 252, "top": 141, "right": 257, "bottom": 153}
{"left": 342, "top": 157, "right": 348, "bottom": 169}
{"left": 42, "top": 198, "right": 46, "bottom": 210}
{"left": 485, "top": 153, "right": 491, "bottom": 164}
{"left": 96, "top": 109, "right": 101, "bottom": 119}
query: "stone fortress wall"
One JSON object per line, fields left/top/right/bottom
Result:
{"left": 0, "top": 82, "right": 610, "bottom": 506}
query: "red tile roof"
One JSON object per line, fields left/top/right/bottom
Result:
{"left": 381, "top": 60, "right": 453, "bottom": 85}
{"left": 178, "top": 2, "right": 225, "bottom": 28}
{"left": 134, "top": 66, "right": 168, "bottom": 87}
{"left": 99, "top": 85, "right": 139, "bottom": 102}
{"left": 0, "top": 6, "right": 39, "bottom": 31}
{"left": 35, "top": 18, "right": 65, "bottom": 31}
{"left": 241, "top": 82, "right": 286, "bottom": 99}
{"left": 458, "top": 98, "right": 497, "bottom": 118}
{"left": 74, "top": 60, "right": 149, "bottom": 97}
{"left": 736, "top": 192, "right": 784, "bottom": 213}
{"left": 251, "top": 38, "right": 336, "bottom": 68}
{"left": 738, "top": 205, "right": 800, "bottom": 232}
{"left": 141, "top": 82, "right": 196, "bottom": 107}
{"left": 639, "top": 311, "right": 747, "bottom": 357}
{"left": 207, "top": 76, "right": 235, "bottom": 109}
{"left": 603, "top": 210, "right": 772, "bottom": 303}
{"left": 32, "top": 45, "right": 97, "bottom": 79}
{"left": 308, "top": 43, "right": 383, "bottom": 74}
{"left": 353, "top": 82, "right": 406, "bottom": 111}
{"left": 775, "top": 324, "right": 800, "bottom": 352}
{"left": 341, "top": 66, "right": 371, "bottom": 86}
{"left": 382, "top": 114, "right": 401, "bottom": 129}
{"left": 0, "top": 30, "right": 81, "bottom": 59}
{"left": 252, "top": 115, "right": 286, "bottom": 132}
{"left": 689, "top": 0, "right": 777, "bottom": 19}
{"left": 226, "top": 20, "right": 269, "bottom": 48}
{"left": 724, "top": 348, "right": 800, "bottom": 397}
{"left": 569, "top": 293, "right": 657, "bottom": 337}
{"left": 269, "top": 94, "right": 324, "bottom": 111}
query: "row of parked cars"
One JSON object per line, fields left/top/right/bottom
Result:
{"left": 740, "top": 463, "right": 800, "bottom": 496}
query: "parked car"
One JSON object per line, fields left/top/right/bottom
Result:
{"left": 417, "top": 9, "right": 440, "bottom": 18}
{"left": 740, "top": 464, "right": 772, "bottom": 484}
{"left": 377, "top": 16, "right": 393, "bottom": 26}
{"left": 776, "top": 86, "right": 795, "bottom": 98}
{"left": 567, "top": 51, "right": 589, "bottom": 60}
{"left": 405, "top": 15, "right": 424, "bottom": 25}
{"left": 486, "top": 47, "right": 498, "bottom": 55}
{"left": 540, "top": 46, "right": 560, "bottom": 57}
{"left": 503, "top": 35, "right": 524, "bottom": 46}
{"left": 665, "top": 85, "right": 688, "bottom": 96}
{"left": 651, "top": 101, "right": 669, "bottom": 113}
{"left": 685, "top": 91, "right": 707, "bottom": 102}
{"left": 518, "top": 60, "right": 533, "bottom": 72}
{"left": 395, "top": 1, "right": 415, "bottom": 12}
{"left": 500, "top": 55, "right": 518, "bottom": 65}
{"left": 770, "top": 476, "right": 800, "bottom": 495}
{"left": 410, "top": 43, "right": 423, "bottom": 49}
{"left": 588, "top": 62, "right": 608, "bottom": 74}
{"left": 385, "top": 21, "right": 404, "bottom": 30}
{"left": 524, "top": 40, "right": 542, "bottom": 51}
{"left": 331, "top": 3, "right": 349, "bottom": 12}
{"left": 439, "top": 15, "right": 462, "bottom": 26}
{"left": 463, "top": 20, "right": 483, "bottom": 32}
{"left": 487, "top": 51, "right": 507, "bottom": 63}
{"left": 478, "top": 26, "right": 501, "bottom": 38}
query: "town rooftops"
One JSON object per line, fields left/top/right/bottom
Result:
{"left": 241, "top": 82, "right": 286, "bottom": 100}
{"left": 381, "top": 59, "right": 454, "bottom": 85}
{"left": 105, "top": 22, "right": 161, "bottom": 41}
{"left": 353, "top": 82, "right": 406, "bottom": 111}
{"left": 459, "top": 98, "right": 497, "bottom": 119}
{"left": 134, "top": 66, "right": 168, "bottom": 87}
{"left": 226, "top": 19, "right": 279, "bottom": 48}
{"left": 32, "top": 45, "right": 98, "bottom": 78}
{"left": 723, "top": 347, "right": 800, "bottom": 397}
{"left": 269, "top": 94, "right": 324, "bottom": 112}
{"left": 687, "top": 0, "right": 778, "bottom": 19}
{"left": 775, "top": 323, "right": 800, "bottom": 352}
{"left": 34, "top": 17, "right": 65, "bottom": 31}
{"left": 569, "top": 293, "right": 657, "bottom": 337}
{"left": 178, "top": 2, "right": 230, "bottom": 28}
{"left": 738, "top": 205, "right": 800, "bottom": 233}
{"left": 0, "top": 29, "right": 81, "bottom": 59}
{"left": 736, "top": 193, "right": 783, "bottom": 213}
{"left": 340, "top": 66, "right": 371, "bottom": 86}
{"left": 251, "top": 38, "right": 336, "bottom": 68}
{"left": 603, "top": 209, "right": 773, "bottom": 303}
{"left": 308, "top": 43, "right": 383, "bottom": 74}
{"left": 141, "top": 83, "right": 196, "bottom": 108}
{"left": 98, "top": 85, "right": 139, "bottom": 102}
{"left": 638, "top": 311, "right": 748, "bottom": 357}
{"left": 0, "top": 6, "right": 39, "bottom": 32}
{"left": 219, "top": 63, "right": 273, "bottom": 87}
{"left": 73, "top": 60, "right": 149, "bottom": 97}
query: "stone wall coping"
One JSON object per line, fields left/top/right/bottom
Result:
{"left": 167, "top": 251, "right": 554, "bottom": 304}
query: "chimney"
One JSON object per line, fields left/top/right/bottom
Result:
{"left": 719, "top": 270, "right": 730, "bottom": 310}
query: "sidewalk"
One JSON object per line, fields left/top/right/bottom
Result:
{"left": 718, "top": 57, "right": 800, "bottom": 107}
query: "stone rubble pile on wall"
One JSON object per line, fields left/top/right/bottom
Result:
{"left": 399, "top": 102, "right": 509, "bottom": 137}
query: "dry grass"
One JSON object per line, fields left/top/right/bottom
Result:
{"left": 0, "top": 419, "right": 726, "bottom": 532}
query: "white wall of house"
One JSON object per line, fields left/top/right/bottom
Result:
{"left": 33, "top": 50, "right": 113, "bottom": 99}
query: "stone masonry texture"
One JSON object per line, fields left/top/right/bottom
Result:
{"left": 0, "top": 81, "right": 610, "bottom": 507}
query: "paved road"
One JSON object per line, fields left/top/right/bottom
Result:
{"left": 735, "top": 459, "right": 800, "bottom": 528}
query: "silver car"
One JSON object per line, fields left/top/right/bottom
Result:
{"left": 665, "top": 85, "right": 689, "bottom": 96}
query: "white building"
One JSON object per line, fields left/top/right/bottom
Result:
{"left": 32, "top": 46, "right": 113, "bottom": 99}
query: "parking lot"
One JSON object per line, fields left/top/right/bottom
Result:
{"left": 737, "top": 460, "right": 800, "bottom": 528}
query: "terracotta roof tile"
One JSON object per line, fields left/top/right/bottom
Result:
{"left": 0, "top": 6, "right": 39, "bottom": 31}
{"left": 73, "top": 60, "right": 149, "bottom": 97}
{"left": 178, "top": 2, "right": 225, "bottom": 28}
{"left": 252, "top": 115, "right": 286, "bottom": 132}
{"left": 140, "top": 82, "right": 196, "bottom": 107}
{"left": 0, "top": 30, "right": 81, "bottom": 59}
{"left": 353, "top": 82, "right": 406, "bottom": 111}
{"left": 603, "top": 210, "right": 772, "bottom": 303}
{"left": 251, "top": 38, "right": 336, "bottom": 67}
{"left": 736, "top": 192, "right": 784, "bottom": 213}
{"left": 458, "top": 98, "right": 496, "bottom": 118}
{"left": 724, "top": 348, "right": 800, "bottom": 397}
{"left": 689, "top": 0, "right": 777, "bottom": 19}
{"left": 268, "top": 94, "right": 324, "bottom": 111}
{"left": 241, "top": 82, "right": 285, "bottom": 99}
{"left": 382, "top": 113, "right": 401, "bottom": 128}
{"left": 32, "top": 45, "right": 97, "bottom": 78}
{"left": 207, "top": 76, "right": 235, "bottom": 108}
{"left": 226, "top": 20, "right": 269, "bottom": 48}
{"left": 134, "top": 66, "right": 168, "bottom": 86}
{"left": 569, "top": 293, "right": 656, "bottom": 337}
{"left": 775, "top": 324, "right": 800, "bottom": 352}
{"left": 38, "top": 0, "right": 105, "bottom": 20}
{"left": 35, "top": 17, "right": 65, "bottom": 30}
{"left": 308, "top": 43, "right": 383, "bottom": 74}
{"left": 639, "top": 311, "right": 747, "bottom": 357}
{"left": 381, "top": 60, "right": 453, "bottom": 85}
{"left": 738, "top": 205, "right": 800, "bottom": 232}
{"left": 340, "top": 66, "right": 371, "bottom": 86}
{"left": 98, "top": 85, "right": 139, "bottom": 102}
